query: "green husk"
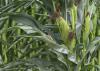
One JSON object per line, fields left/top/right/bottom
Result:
{"left": 56, "top": 16, "right": 70, "bottom": 47}
{"left": 71, "top": 4, "right": 77, "bottom": 31}
{"left": 83, "top": 14, "right": 90, "bottom": 46}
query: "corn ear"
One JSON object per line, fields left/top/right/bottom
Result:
{"left": 71, "top": 4, "right": 77, "bottom": 31}
{"left": 70, "top": 37, "right": 76, "bottom": 51}
{"left": 90, "top": 13, "right": 97, "bottom": 41}
{"left": 70, "top": 4, "right": 77, "bottom": 49}
{"left": 56, "top": 16, "right": 76, "bottom": 50}
{"left": 92, "top": 14, "right": 97, "bottom": 35}
{"left": 56, "top": 16, "right": 70, "bottom": 46}
{"left": 83, "top": 14, "right": 90, "bottom": 45}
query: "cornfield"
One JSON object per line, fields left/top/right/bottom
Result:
{"left": 0, "top": 0, "right": 100, "bottom": 71}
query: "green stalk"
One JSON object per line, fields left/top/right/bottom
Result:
{"left": 2, "top": 20, "right": 8, "bottom": 63}
{"left": 91, "top": 13, "right": 97, "bottom": 71}
{"left": 98, "top": 50, "right": 100, "bottom": 67}
{"left": 97, "top": 22, "right": 100, "bottom": 66}
{"left": 27, "top": 6, "right": 33, "bottom": 51}
{"left": 82, "top": 10, "right": 90, "bottom": 71}
{"left": 15, "top": 8, "right": 22, "bottom": 58}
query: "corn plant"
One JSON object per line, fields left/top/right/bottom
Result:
{"left": 0, "top": 0, "right": 100, "bottom": 71}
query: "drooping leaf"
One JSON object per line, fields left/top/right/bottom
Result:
{"left": 9, "top": 13, "right": 41, "bottom": 30}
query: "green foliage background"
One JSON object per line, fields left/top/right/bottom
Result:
{"left": 0, "top": 0, "right": 100, "bottom": 71}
